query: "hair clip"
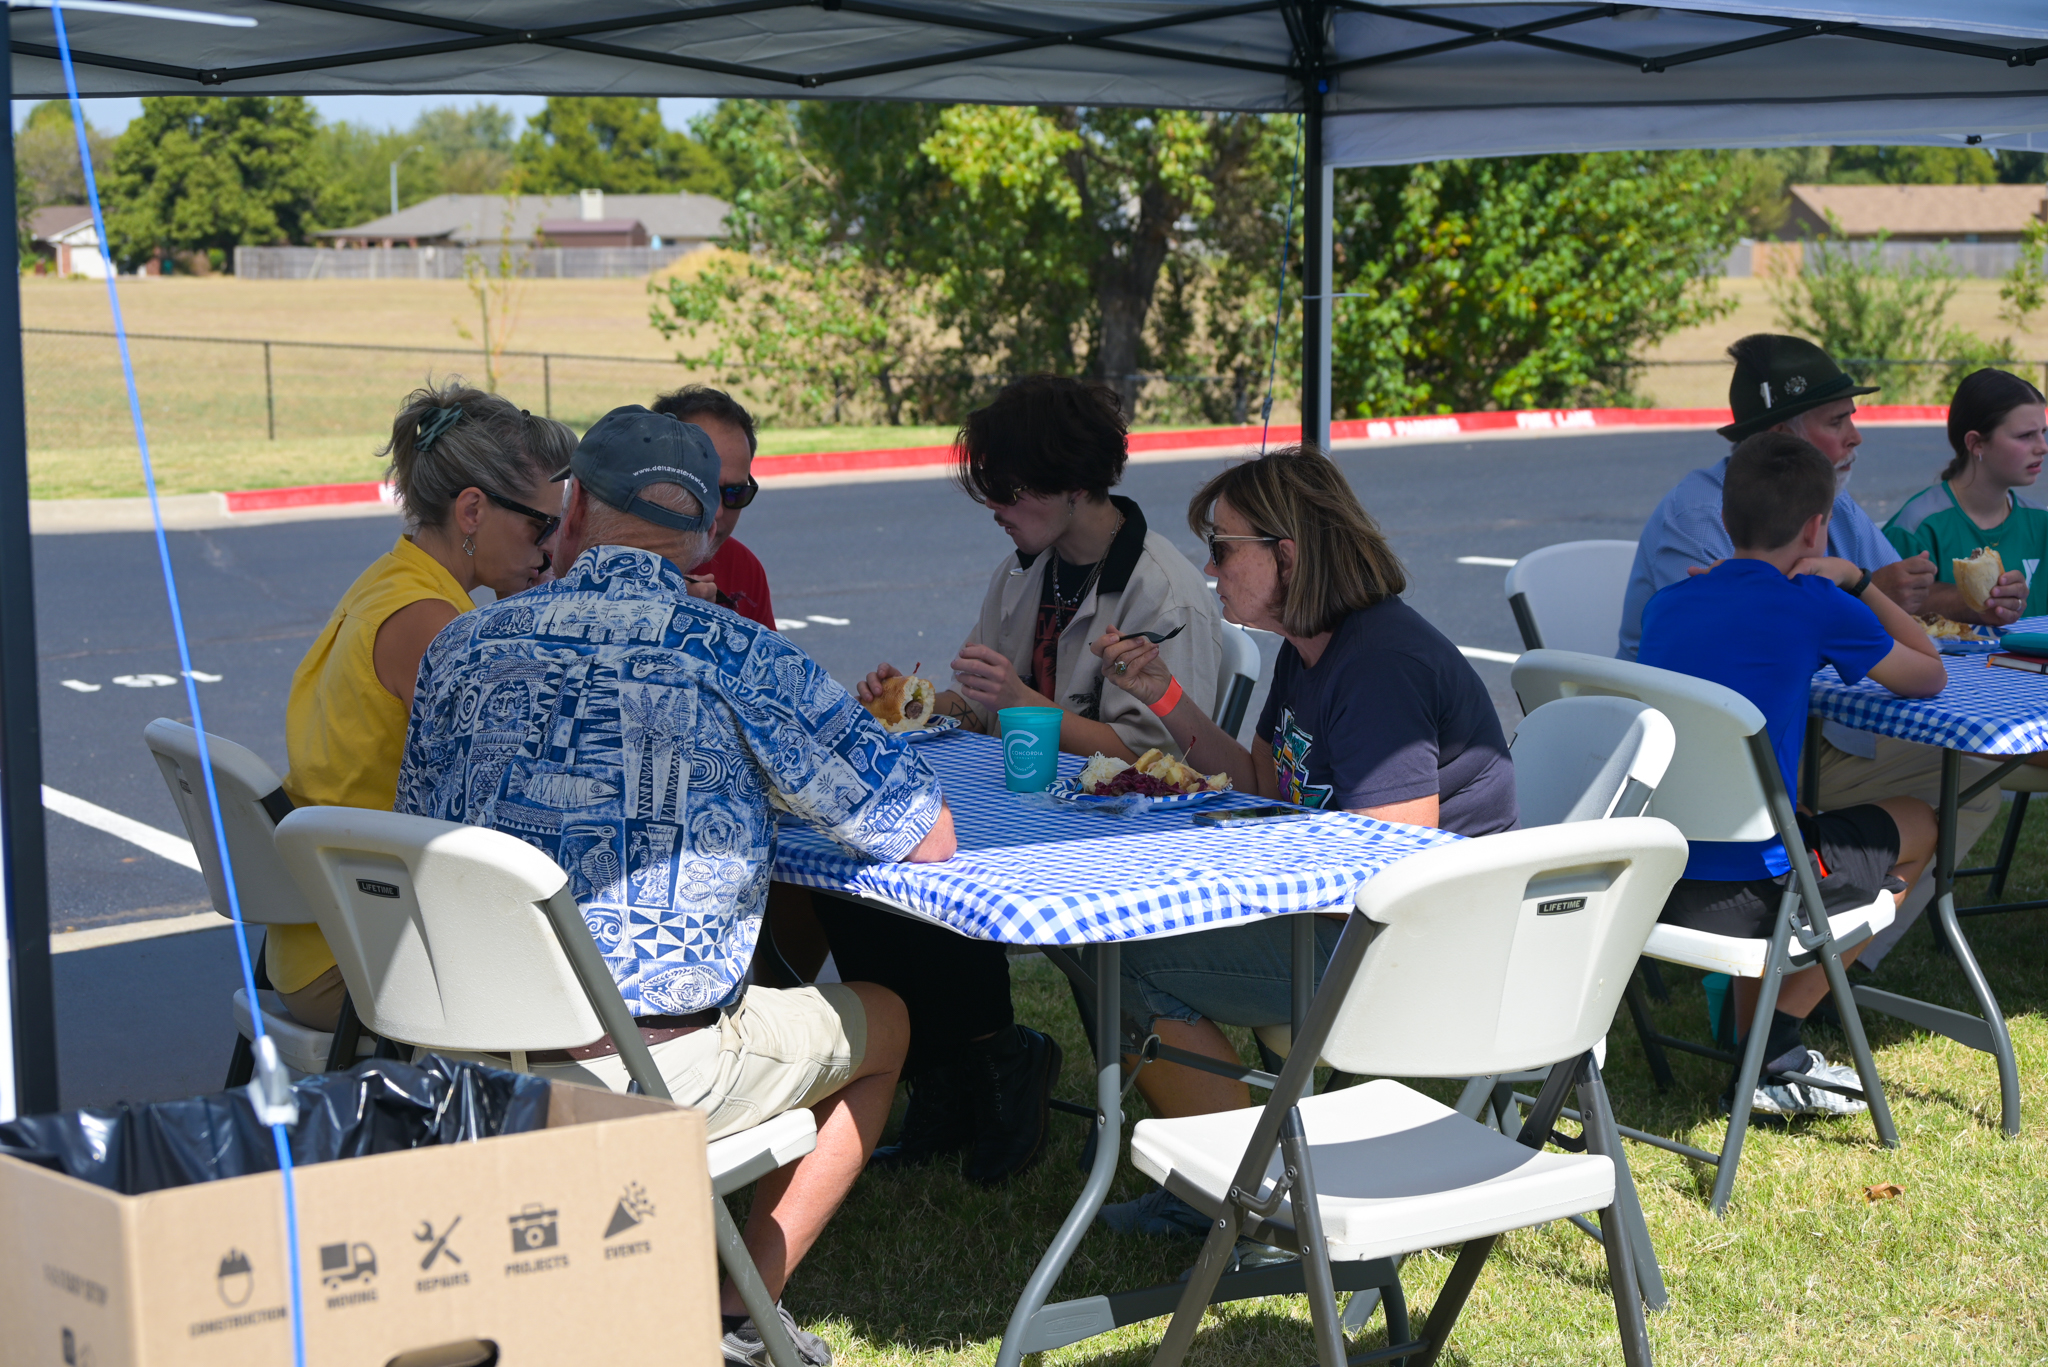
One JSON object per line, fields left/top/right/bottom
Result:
{"left": 416, "top": 405, "right": 464, "bottom": 452}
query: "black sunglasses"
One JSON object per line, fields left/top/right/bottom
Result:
{"left": 1207, "top": 533, "right": 1279, "bottom": 564}
{"left": 721, "top": 477, "right": 760, "bottom": 511}
{"left": 482, "top": 489, "right": 561, "bottom": 545}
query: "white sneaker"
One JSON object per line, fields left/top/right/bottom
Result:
{"left": 1747, "top": 1050, "right": 1869, "bottom": 1118}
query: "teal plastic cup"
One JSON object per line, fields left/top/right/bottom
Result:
{"left": 998, "top": 706, "right": 1065, "bottom": 793}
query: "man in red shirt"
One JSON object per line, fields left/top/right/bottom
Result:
{"left": 652, "top": 385, "right": 775, "bottom": 629}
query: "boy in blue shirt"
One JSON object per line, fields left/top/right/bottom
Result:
{"left": 1639, "top": 431, "right": 1941, "bottom": 1116}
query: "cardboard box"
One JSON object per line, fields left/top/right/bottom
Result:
{"left": 0, "top": 1082, "right": 717, "bottom": 1366}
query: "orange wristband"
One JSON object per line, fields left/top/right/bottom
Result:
{"left": 1148, "top": 676, "right": 1184, "bottom": 717}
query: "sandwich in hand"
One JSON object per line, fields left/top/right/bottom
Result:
{"left": 1955, "top": 546, "right": 2004, "bottom": 613}
{"left": 864, "top": 674, "right": 939, "bottom": 733}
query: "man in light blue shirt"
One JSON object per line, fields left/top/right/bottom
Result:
{"left": 1620, "top": 336, "right": 1995, "bottom": 970}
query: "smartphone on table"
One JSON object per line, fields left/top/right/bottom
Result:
{"left": 1191, "top": 804, "right": 1310, "bottom": 827}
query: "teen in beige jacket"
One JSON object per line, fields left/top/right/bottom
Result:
{"left": 827, "top": 377, "right": 1223, "bottom": 1188}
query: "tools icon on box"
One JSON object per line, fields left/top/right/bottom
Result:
{"left": 508, "top": 1203, "right": 559, "bottom": 1253}
{"left": 415, "top": 1216, "right": 462, "bottom": 1271}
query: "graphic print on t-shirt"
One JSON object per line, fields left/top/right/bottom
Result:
{"left": 1271, "top": 706, "right": 1334, "bottom": 809}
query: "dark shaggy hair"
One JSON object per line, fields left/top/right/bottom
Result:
{"left": 954, "top": 375, "right": 1128, "bottom": 506}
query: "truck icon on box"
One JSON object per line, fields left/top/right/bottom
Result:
{"left": 318, "top": 1241, "right": 376, "bottom": 1290}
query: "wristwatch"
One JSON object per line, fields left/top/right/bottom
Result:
{"left": 1842, "top": 569, "right": 1874, "bottom": 598}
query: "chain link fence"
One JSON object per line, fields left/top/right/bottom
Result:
{"left": 22, "top": 328, "right": 1273, "bottom": 454}
{"left": 23, "top": 327, "right": 711, "bottom": 452}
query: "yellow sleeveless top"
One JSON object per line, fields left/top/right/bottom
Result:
{"left": 269, "top": 536, "right": 472, "bottom": 993}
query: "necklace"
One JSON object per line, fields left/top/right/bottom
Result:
{"left": 1049, "top": 511, "right": 1125, "bottom": 611}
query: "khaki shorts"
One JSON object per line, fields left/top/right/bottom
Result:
{"left": 515, "top": 984, "right": 867, "bottom": 1141}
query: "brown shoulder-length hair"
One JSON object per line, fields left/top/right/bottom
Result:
{"left": 1187, "top": 445, "right": 1405, "bottom": 638}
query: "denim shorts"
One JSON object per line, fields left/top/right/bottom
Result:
{"left": 1118, "top": 916, "right": 1350, "bottom": 1028}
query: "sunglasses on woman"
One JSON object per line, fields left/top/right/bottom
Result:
{"left": 1208, "top": 533, "right": 1279, "bottom": 564}
{"left": 482, "top": 489, "right": 561, "bottom": 545}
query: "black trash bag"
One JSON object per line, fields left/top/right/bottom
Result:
{"left": 0, "top": 1055, "right": 552, "bottom": 1197}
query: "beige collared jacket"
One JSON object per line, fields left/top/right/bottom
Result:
{"left": 961, "top": 496, "right": 1226, "bottom": 759}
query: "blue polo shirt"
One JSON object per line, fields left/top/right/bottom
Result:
{"left": 1638, "top": 558, "right": 1894, "bottom": 881}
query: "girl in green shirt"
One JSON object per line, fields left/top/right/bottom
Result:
{"left": 1884, "top": 368, "right": 2048, "bottom": 622}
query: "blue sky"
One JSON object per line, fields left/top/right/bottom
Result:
{"left": 10, "top": 93, "right": 718, "bottom": 134}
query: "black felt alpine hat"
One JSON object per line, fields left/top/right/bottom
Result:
{"left": 1719, "top": 334, "right": 1880, "bottom": 441}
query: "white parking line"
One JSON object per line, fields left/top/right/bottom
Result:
{"left": 1459, "top": 646, "right": 1521, "bottom": 665}
{"left": 41, "top": 785, "right": 200, "bottom": 872}
{"left": 52, "top": 911, "right": 228, "bottom": 954}
{"left": 806, "top": 614, "right": 851, "bottom": 626}
{"left": 1456, "top": 556, "right": 1519, "bottom": 567}
{"left": 774, "top": 618, "right": 809, "bottom": 630}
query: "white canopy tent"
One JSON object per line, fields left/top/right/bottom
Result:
{"left": 5, "top": 0, "right": 2048, "bottom": 1117}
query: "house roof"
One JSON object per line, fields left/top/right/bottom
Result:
{"left": 314, "top": 193, "right": 725, "bottom": 244}
{"left": 1788, "top": 183, "right": 2048, "bottom": 238}
{"left": 29, "top": 205, "right": 94, "bottom": 243}
{"left": 537, "top": 218, "right": 644, "bottom": 234}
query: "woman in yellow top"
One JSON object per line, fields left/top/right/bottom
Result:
{"left": 272, "top": 380, "right": 577, "bottom": 1029}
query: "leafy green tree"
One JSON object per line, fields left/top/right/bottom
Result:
{"left": 309, "top": 103, "right": 517, "bottom": 229}
{"left": 102, "top": 96, "right": 321, "bottom": 271}
{"left": 1329, "top": 152, "right": 1740, "bottom": 416}
{"left": 1825, "top": 145, "right": 1998, "bottom": 186}
{"left": 15, "top": 100, "right": 112, "bottom": 209}
{"left": 516, "top": 98, "right": 727, "bottom": 197}
{"left": 679, "top": 99, "right": 1294, "bottom": 422}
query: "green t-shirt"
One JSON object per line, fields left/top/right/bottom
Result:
{"left": 1884, "top": 481, "right": 2048, "bottom": 616}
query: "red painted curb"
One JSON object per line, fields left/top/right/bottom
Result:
{"left": 216, "top": 404, "right": 1949, "bottom": 513}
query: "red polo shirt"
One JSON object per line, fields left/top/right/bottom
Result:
{"left": 696, "top": 536, "right": 776, "bottom": 628}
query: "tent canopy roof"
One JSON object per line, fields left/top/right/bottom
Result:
{"left": 11, "top": 1, "right": 2048, "bottom": 165}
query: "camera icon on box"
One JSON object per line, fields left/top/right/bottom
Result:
{"left": 508, "top": 1203, "right": 559, "bottom": 1253}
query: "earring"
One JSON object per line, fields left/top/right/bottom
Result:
{"left": 463, "top": 534, "right": 475, "bottom": 556}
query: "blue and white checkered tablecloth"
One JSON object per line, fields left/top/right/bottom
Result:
{"left": 771, "top": 730, "right": 1460, "bottom": 946}
{"left": 1810, "top": 614, "right": 2048, "bottom": 757}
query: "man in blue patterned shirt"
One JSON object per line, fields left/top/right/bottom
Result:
{"left": 398, "top": 406, "right": 955, "bottom": 1364}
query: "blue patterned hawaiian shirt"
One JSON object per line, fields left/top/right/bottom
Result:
{"left": 395, "top": 545, "right": 944, "bottom": 1016}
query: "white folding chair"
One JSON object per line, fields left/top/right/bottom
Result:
{"left": 1135, "top": 819, "right": 1688, "bottom": 1367}
{"left": 142, "top": 719, "right": 367, "bottom": 1080}
{"left": 1504, "top": 539, "right": 1639, "bottom": 656}
{"left": 272, "top": 806, "right": 813, "bottom": 1367}
{"left": 1214, "top": 621, "right": 1264, "bottom": 738}
{"left": 1513, "top": 650, "right": 1904, "bottom": 1214}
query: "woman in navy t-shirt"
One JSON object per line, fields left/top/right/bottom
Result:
{"left": 1091, "top": 447, "right": 1515, "bottom": 1155}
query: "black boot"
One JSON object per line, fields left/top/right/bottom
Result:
{"left": 961, "top": 1024, "right": 1062, "bottom": 1186}
{"left": 868, "top": 1065, "right": 973, "bottom": 1171}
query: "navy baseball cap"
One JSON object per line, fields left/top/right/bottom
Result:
{"left": 554, "top": 405, "right": 717, "bottom": 533}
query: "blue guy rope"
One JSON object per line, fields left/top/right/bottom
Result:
{"left": 50, "top": 7, "right": 307, "bottom": 1365}
{"left": 1259, "top": 113, "right": 1304, "bottom": 454}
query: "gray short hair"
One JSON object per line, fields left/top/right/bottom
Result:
{"left": 382, "top": 378, "right": 577, "bottom": 530}
{"left": 580, "top": 479, "right": 713, "bottom": 572}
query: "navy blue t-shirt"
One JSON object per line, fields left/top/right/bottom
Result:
{"left": 1255, "top": 597, "right": 1517, "bottom": 837}
{"left": 1638, "top": 558, "right": 1895, "bottom": 880}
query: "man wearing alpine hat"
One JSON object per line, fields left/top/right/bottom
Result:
{"left": 1618, "top": 335, "right": 2014, "bottom": 978}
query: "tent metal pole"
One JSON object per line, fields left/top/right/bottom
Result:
{"left": 1300, "top": 81, "right": 1332, "bottom": 450}
{"left": 0, "top": 6, "right": 60, "bottom": 1120}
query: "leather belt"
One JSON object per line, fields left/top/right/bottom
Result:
{"left": 506, "top": 1010, "right": 720, "bottom": 1065}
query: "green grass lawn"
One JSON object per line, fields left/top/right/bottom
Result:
{"left": 744, "top": 810, "right": 2048, "bottom": 1366}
